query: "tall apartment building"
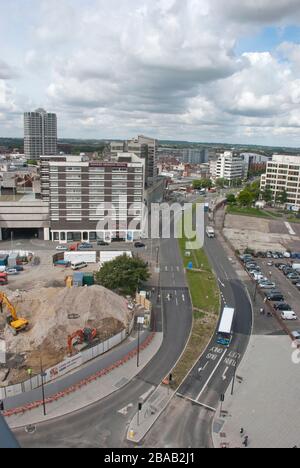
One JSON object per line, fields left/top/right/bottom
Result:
{"left": 40, "top": 153, "right": 145, "bottom": 243}
{"left": 260, "top": 154, "right": 300, "bottom": 208}
{"left": 181, "top": 148, "right": 208, "bottom": 165}
{"left": 24, "top": 108, "right": 57, "bottom": 160}
{"left": 212, "top": 151, "right": 247, "bottom": 181}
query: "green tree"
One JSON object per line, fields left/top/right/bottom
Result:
{"left": 226, "top": 193, "right": 236, "bottom": 204}
{"left": 192, "top": 179, "right": 212, "bottom": 190}
{"left": 237, "top": 190, "right": 255, "bottom": 207}
{"left": 95, "top": 254, "right": 150, "bottom": 296}
{"left": 215, "top": 178, "right": 226, "bottom": 188}
{"left": 276, "top": 189, "right": 288, "bottom": 206}
{"left": 261, "top": 185, "right": 273, "bottom": 204}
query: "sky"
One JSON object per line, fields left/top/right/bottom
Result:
{"left": 1, "top": 0, "right": 300, "bottom": 146}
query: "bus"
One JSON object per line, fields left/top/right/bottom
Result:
{"left": 217, "top": 307, "right": 235, "bottom": 347}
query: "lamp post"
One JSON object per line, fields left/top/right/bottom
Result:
{"left": 40, "top": 357, "right": 47, "bottom": 416}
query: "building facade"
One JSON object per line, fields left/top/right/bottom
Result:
{"left": 41, "top": 153, "right": 145, "bottom": 243}
{"left": 260, "top": 154, "right": 300, "bottom": 208}
{"left": 212, "top": 151, "right": 247, "bottom": 181}
{"left": 24, "top": 108, "right": 57, "bottom": 160}
{"left": 126, "top": 136, "right": 158, "bottom": 187}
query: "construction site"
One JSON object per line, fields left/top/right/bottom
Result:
{"left": 0, "top": 249, "right": 136, "bottom": 387}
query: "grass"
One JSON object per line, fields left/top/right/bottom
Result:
{"left": 227, "top": 205, "right": 282, "bottom": 219}
{"left": 169, "top": 206, "right": 220, "bottom": 389}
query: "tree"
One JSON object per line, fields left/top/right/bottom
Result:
{"left": 192, "top": 179, "right": 212, "bottom": 190}
{"left": 226, "top": 193, "right": 236, "bottom": 204}
{"left": 275, "top": 189, "right": 288, "bottom": 206}
{"left": 95, "top": 254, "right": 150, "bottom": 296}
{"left": 215, "top": 178, "right": 226, "bottom": 188}
{"left": 237, "top": 189, "right": 255, "bottom": 207}
{"left": 261, "top": 185, "right": 273, "bottom": 204}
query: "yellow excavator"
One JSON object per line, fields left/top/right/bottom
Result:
{"left": 0, "top": 292, "right": 29, "bottom": 335}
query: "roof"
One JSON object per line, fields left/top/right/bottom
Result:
{"left": 218, "top": 307, "right": 235, "bottom": 334}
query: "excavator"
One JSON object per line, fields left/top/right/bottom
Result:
{"left": 0, "top": 292, "right": 29, "bottom": 335}
{"left": 68, "top": 328, "right": 97, "bottom": 355}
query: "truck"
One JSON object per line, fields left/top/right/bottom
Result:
{"left": 206, "top": 226, "right": 215, "bottom": 238}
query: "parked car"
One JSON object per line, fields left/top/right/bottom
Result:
{"left": 56, "top": 245, "right": 68, "bottom": 251}
{"left": 12, "top": 265, "right": 24, "bottom": 272}
{"left": 78, "top": 243, "right": 93, "bottom": 250}
{"left": 97, "top": 240, "right": 110, "bottom": 246}
{"left": 281, "top": 311, "right": 298, "bottom": 321}
{"left": 260, "top": 282, "right": 276, "bottom": 289}
{"left": 134, "top": 242, "right": 145, "bottom": 248}
{"left": 266, "top": 251, "right": 273, "bottom": 258}
{"left": 6, "top": 268, "right": 19, "bottom": 275}
{"left": 291, "top": 331, "right": 300, "bottom": 341}
{"left": 266, "top": 293, "right": 284, "bottom": 301}
{"left": 284, "top": 252, "right": 291, "bottom": 258}
{"left": 274, "top": 303, "right": 292, "bottom": 311}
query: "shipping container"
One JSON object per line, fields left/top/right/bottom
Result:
{"left": 73, "top": 272, "right": 84, "bottom": 287}
{"left": 83, "top": 273, "right": 95, "bottom": 287}
{"left": 64, "top": 251, "right": 97, "bottom": 264}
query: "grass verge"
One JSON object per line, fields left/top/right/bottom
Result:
{"left": 227, "top": 205, "right": 282, "bottom": 219}
{"left": 169, "top": 208, "right": 220, "bottom": 389}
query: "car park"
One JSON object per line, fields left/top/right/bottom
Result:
{"left": 281, "top": 311, "right": 298, "bottom": 321}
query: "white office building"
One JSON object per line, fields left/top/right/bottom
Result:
{"left": 260, "top": 154, "right": 300, "bottom": 208}
{"left": 212, "top": 151, "right": 247, "bottom": 181}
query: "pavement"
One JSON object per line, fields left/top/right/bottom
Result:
{"left": 5, "top": 331, "right": 163, "bottom": 429}
{"left": 212, "top": 334, "right": 300, "bottom": 449}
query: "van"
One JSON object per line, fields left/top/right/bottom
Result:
{"left": 71, "top": 261, "right": 88, "bottom": 271}
{"left": 281, "top": 311, "right": 298, "bottom": 321}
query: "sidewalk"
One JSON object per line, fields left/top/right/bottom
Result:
{"left": 212, "top": 334, "right": 300, "bottom": 449}
{"left": 127, "top": 384, "right": 174, "bottom": 444}
{"left": 5, "top": 332, "right": 163, "bottom": 429}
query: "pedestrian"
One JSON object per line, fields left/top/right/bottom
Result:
{"left": 260, "top": 308, "right": 265, "bottom": 315}
{"left": 240, "top": 428, "right": 244, "bottom": 436}
{"left": 243, "top": 436, "right": 249, "bottom": 448}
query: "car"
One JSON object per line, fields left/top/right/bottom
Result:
{"left": 284, "top": 252, "right": 291, "bottom": 258}
{"left": 274, "top": 303, "right": 292, "bottom": 311}
{"left": 97, "top": 240, "right": 110, "bottom": 246}
{"left": 56, "top": 245, "right": 68, "bottom": 251}
{"left": 259, "top": 282, "right": 276, "bottom": 289}
{"left": 281, "top": 311, "right": 298, "bottom": 321}
{"left": 78, "top": 243, "right": 93, "bottom": 250}
{"left": 6, "top": 268, "right": 19, "bottom": 275}
{"left": 240, "top": 255, "right": 253, "bottom": 263}
{"left": 290, "top": 277, "right": 300, "bottom": 285}
{"left": 266, "top": 293, "right": 284, "bottom": 302}
{"left": 272, "top": 252, "right": 279, "bottom": 259}
{"left": 267, "top": 261, "right": 274, "bottom": 267}
{"left": 134, "top": 242, "right": 145, "bottom": 248}
{"left": 275, "top": 263, "right": 285, "bottom": 269}
{"left": 266, "top": 251, "right": 273, "bottom": 258}
{"left": 291, "top": 331, "right": 300, "bottom": 341}
{"left": 12, "top": 265, "right": 24, "bottom": 272}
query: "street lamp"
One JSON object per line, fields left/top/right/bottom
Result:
{"left": 40, "top": 357, "right": 47, "bottom": 416}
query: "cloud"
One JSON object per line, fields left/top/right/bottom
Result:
{"left": 0, "top": 60, "right": 17, "bottom": 80}
{"left": 216, "top": 0, "right": 300, "bottom": 24}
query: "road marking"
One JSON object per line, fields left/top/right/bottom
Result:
{"left": 176, "top": 298, "right": 178, "bottom": 306}
{"left": 285, "top": 222, "right": 296, "bottom": 236}
{"left": 165, "top": 266, "right": 168, "bottom": 272}
{"left": 222, "top": 366, "right": 229, "bottom": 381}
{"left": 198, "top": 362, "right": 208, "bottom": 373}
{"left": 177, "top": 266, "right": 180, "bottom": 272}
{"left": 218, "top": 278, "right": 225, "bottom": 288}
{"left": 182, "top": 294, "right": 185, "bottom": 302}
{"left": 196, "top": 349, "right": 227, "bottom": 401}
{"left": 176, "top": 393, "right": 217, "bottom": 412}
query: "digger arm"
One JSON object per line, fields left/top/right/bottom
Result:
{"left": 0, "top": 293, "right": 18, "bottom": 321}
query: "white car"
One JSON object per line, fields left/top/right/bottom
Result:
{"left": 284, "top": 252, "right": 291, "bottom": 258}
{"left": 56, "top": 245, "right": 68, "bottom": 251}
{"left": 281, "top": 311, "right": 298, "bottom": 321}
{"left": 259, "top": 282, "right": 276, "bottom": 289}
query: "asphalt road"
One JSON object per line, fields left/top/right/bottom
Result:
{"left": 12, "top": 235, "right": 193, "bottom": 448}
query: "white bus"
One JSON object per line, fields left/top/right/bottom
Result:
{"left": 217, "top": 307, "right": 235, "bottom": 347}
{"left": 71, "top": 261, "right": 88, "bottom": 271}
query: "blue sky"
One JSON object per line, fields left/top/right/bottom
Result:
{"left": 1, "top": 0, "right": 300, "bottom": 147}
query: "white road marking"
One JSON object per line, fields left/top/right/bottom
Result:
{"left": 218, "top": 278, "right": 225, "bottom": 288}
{"left": 177, "top": 266, "right": 180, "bottom": 272}
{"left": 198, "top": 362, "right": 209, "bottom": 373}
{"left": 285, "top": 222, "right": 296, "bottom": 236}
{"left": 222, "top": 366, "right": 229, "bottom": 381}
{"left": 176, "top": 298, "right": 178, "bottom": 306}
{"left": 196, "top": 349, "right": 227, "bottom": 401}
{"left": 165, "top": 266, "right": 168, "bottom": 272}
{"left": 182, "top": 294, "right": 185, "bottom": 302}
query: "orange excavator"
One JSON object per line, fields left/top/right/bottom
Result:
{"left": 68, "top": 328, "right": 97, "bottom": 355}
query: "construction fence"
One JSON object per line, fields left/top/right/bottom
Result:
{"left": 0, "top": 315, "right": 135, "bottom": 400}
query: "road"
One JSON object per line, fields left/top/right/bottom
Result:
{"left": 12, "top": 235, "right": 193, "bottom": 448}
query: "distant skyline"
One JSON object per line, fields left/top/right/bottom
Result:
{"left": 1, "top": 0, "right": 300, "bottom": 146}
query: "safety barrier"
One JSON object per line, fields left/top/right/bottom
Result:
{"left": 3, "top": 332, "right": 155, "bottom": 417}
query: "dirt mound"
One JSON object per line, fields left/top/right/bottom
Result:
{"left": 1, "top": 286, "right": 132, "bottom": 381}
